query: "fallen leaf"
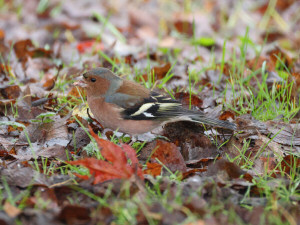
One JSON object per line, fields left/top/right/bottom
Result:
{"left": 144, "top": 162, "right": 162, "bottom": 177}
{"left": 207, "top": 159, "right": 245, "bottom": 180}
{"left": 281, "top": 155, "right": 300, "bottom": 174}
{"left": 77, "top": 40, "right": 104, "bottom": 54}
{"left": 3, "top": 201, "right": 21, "bottom": 218}
{"left": 0, "top": 85, "right": 21, "bottom": 99}
{"left": 151, "top": 140, "right": 187, "bottom": 173}
{"left": 175, "top": 92, "right": 203, "bottom": 109}
{"left": 67, "top": 126, "right": 144, "bottom": 184}
{"left": 219, "top": 111, "right": 235, "bottom": 120}
{"left": 58, "top": 205, "right": 90, "bottom": 224}
{"left": 174, "top": 20, "right": 193, "bottom": 36}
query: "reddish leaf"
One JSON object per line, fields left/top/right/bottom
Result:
{"left": 77, "top": 40, "right": 94, "bottom": 53}
{"left": 77, "top": 40, "right": 104, "bottom": 54}
{"left": 174, "top": 92, "right": 203, "bottom": 109}
{"left": 67, "top": 127, "right": 144, "bottom": 184}
{"left": 144, "top": 162, "right": 162, "bottom": 177}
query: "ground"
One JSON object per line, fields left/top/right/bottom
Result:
{"left": 0, "top": 0, "right": 299, "bottom": 224}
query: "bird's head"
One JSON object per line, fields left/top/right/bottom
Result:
{"left": 75, "top": 67, "right": 122, "bottom": 97}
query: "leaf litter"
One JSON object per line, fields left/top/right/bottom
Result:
{"left": 0, "top": 0, "right": 299, "bottom": 224}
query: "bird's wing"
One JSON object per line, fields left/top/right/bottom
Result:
{"left": 104, "top": 80, "right": 150, "bottom": 109}
{"left": 121, "top": 92, "right": 237, "bottom": 130}
{"left": 121, "top": 92, "right": 183, "bottom": 120}
{"left": 106, "top": 80, "right": 236, "bottom": 130}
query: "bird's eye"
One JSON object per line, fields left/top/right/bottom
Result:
{"left": 90, "top": 78, "right": 96, "bottom": 82}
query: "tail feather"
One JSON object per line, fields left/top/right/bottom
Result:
{"left": 189, "top": 115, "right": 237, "bottom": 130}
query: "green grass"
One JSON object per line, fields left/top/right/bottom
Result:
{"left": 55, "top": 28, "right": 298, "bottom": 223}
{"left": 0, "top": 1, "right": 299, "bottom": 224}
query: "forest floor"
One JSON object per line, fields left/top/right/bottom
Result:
{"left": 0, "top": 0, "right": 299, "bottom": 224}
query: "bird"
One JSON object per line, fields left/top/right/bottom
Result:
{"left": 74, "top": 67, "right": 236, "bottom": 135}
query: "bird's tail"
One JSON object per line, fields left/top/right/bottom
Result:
{"left": 186, "top": 112, "right": 237, "bottom": 130}
{"left": 189, "top": 115, "right": 236, "bottom": 130}
{"left": 178, "top": 109, "right": 236, "bottom": 130}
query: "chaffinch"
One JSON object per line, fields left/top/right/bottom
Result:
{"left": 75, "top": 67, "right": 236, "bottom": 135}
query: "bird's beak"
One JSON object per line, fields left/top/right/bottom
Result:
{"left": 74, "top": 78, "right": 87, "bottom": 88}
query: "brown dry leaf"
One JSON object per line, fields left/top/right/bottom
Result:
{"left": 260, "top": 157, "right": 278, "bottom": 175}
{"left": 58, "top": 205, "right": 90, "bottom": 224}
{"left": 257, "top": 0, "right": 295, "bottom": 13}
{"left": 246, "top": 56, "right": 276, "bottom": 71}
{"left": 151, "top": 140, "right": 187, "bottom": 173}
{"left": 182, "top": 168, "right": 207, "bottom": 179}
{"left": 174, "top": 20, "right": 193, "bottom": 36}
{"left": 42, "top": 73, "right": 56, "bottom": 91}
{"left": 1, "top": 167, "right": 48, "bottom": 188}
{"left": 281, "top": 155, "right": 300, "bottom": 174}
{"left": 268, "top": 48, "right": 293, "bottom": 69}
{"left": 175, "top": 92, "right": 203, "bottom": 109}
{"left": 207, "top": 159, "right": 245, "bottom": 180}
{"left": 0, "top": 85, "right": 21, "bottom": 99}
{"left": 261, "top": 31, "right": 285, "bottom": 43}
{"left": 152, "top": 63, "right": 171, "bottom": 80}
{"left": 0, "top": 64, "right": 13, "bottom": 76}
{"left": 163, "top": 121, "right": 219, "bottom": 161}
{"left": 142, "top": 63, "right": 172, "bottom": 81}
{"left": 31, "top": 47, "right": 53, "bottom": 58}
{"left": 258, "top": 133, "right": 284, "bottom": 157}
{"left": 0, "top": 136, "right": 14, "bottom": 151}
{"left": 3, "top": 201, "right": 21, "bottom": 218}
{"left": 13, "top": 39, "right": 34, "bottom": 60}
{"left": 13, "top": 39, "right": 52, "bottom": 63}
{"left": 19, "top": 115, "right": 69, "bottom": 146}
{"left": 216, "top": 62, "right": 232, "bottom": 77}
{"left": 219, "top": 111, "right": 235, "bottom": 121}
{"left": 38, "top": 145, "right": 68, "bottom": 160}
{"left": 144, "top": 162, "right": 162, "bottom": 177}
{"left": 186, "top": 157, "right": 221, "bottom": 168}
{"left": 0, "top": 29, "right": 4, "bottom": 41}
{"left": 292, "top": 72, "right": 300, "bottom": 87}
{"left": 68, "top": 86, "right": 86, "bottom": 98}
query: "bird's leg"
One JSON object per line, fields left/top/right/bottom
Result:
{"left": 221, "top": 129, "right": 226, "bottom": 142}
